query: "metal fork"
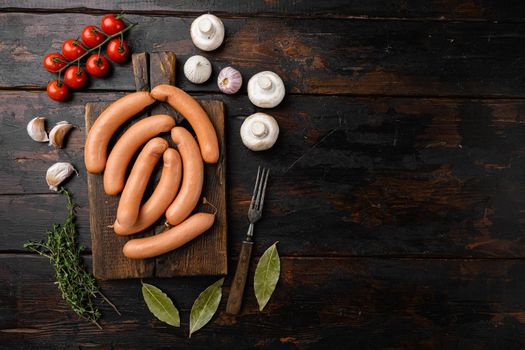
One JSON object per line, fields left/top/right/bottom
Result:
{"left": 226, "top": 166, "right": 270, "bottom": 315}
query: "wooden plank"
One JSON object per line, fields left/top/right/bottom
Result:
{"left": 149, "top": 51, "right": 183, "bottom": 122}
{"left": 1, "top": 0, "right": 524, "bottom": 21}
{"left": 155, "top": 100, "right": 227, "bottom": 276}
{"left": 2, "top": 13, "right": 524, "bottom": 97}
{"left": 131, "top": 52, "right": 149, "bottom": 92}
{"left": 85, "top": 102, "right": 154, "bottom": 279}
{"left": 2, "top": 255, "right": 525, "bottom": 348}
{"left": 5, "top": 92, "right": 525, "bottom": 258}
{"left": 84, "top": 98, "right": 226, "bottom": 277}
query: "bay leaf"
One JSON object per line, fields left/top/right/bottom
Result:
{"left": 142, "top": 282, "right": 180, "bottom": 327}
{"left": 254, "top": 242, "right": 280, "bottom": 311}
{"left": 189, "top": 278, "right": 224, "bottom": 338}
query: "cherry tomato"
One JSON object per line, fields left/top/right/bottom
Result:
{"left": 64, "top": 66, "right": 87, "bottom": 89}
{"left": 101, "top": 14, "right": 126, "bottom": 35}
{"left": 47, "top": 80, "right": 69, "bottom": 101}
{"left": 106, "top": 38, "right": 130, "bottom": 63}
{"left": 86, "top": 54, "right": 110, "bottom": 77}
{"left": 81, "top": 25, "right": 105, "bottom": 48}
{"left": 43, "top": 52, "right": 67, "bottom": 73}
{"left": 61, "top": 39, "right": 86, "bottom": 60}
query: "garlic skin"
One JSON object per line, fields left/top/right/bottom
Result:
{"left": 184, "top": 55, "right": 212, "bottom": 84}
{"left": 247, "top": 71, "right": 285, "bottom": 108}
{"left": 240, "top": 113, "right": 279, "bottom": 151}
{"left": 46, "top": 162, "right": 78, "bottom": 191}
{"left": 217, "top": 67, "right": 242, "bottom": 94}
{"left": 190, "top": 14, "right": 225, "bottom": 51}
{"left": 49, "top": 121, "right": 75, "bottom": 148}
{"left": 27, "top": 117, "right": 49, "bottom": 142}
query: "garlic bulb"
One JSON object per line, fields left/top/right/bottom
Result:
{"left": 184, "top": 55, "right": 212, "bottom": 84}
{"left": 247, "top": 71, "right": 285, "bottom": 108}
{"left": 190, "top": 14, "right": 225, "bottom": 51}
{"left": 27, "top": 117, "right": 49, "bottom": 142}
{"left": 240, "top": 113, "right": 280, "bottom": 151}
{"left": 49, "top": 121, "right": 75, "bottom": 148}
{"left": 217, "top": 67, "right": 242, "bottom": 94}
{"left": 46, "top": 162, "right": 78, "bottom": 191}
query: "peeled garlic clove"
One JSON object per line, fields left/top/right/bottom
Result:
{"left": 217, "top": 67, "right": 242, "bottom": 94}
{"left": 184, "top": 55, "right": 212, "bottom": 84}
{"left": 49, "top": 121, "right": 75, "bottom": 148}
{"left": 240, "top": 113, "right": 280, "bottom": 151}
{"left": 247, "top": 71, "right": 286, "bottom": 108}
{"left": 27, "top": 117, "right": 49, "bottom": 142}
{"left": 190, "top": 14, "right": 225, "bottom": 51}
{"left": 46, "top": 162, "right": 78, "bottom": 191}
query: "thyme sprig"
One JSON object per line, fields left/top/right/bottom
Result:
{"left": 24, "top": 188, "right": 119, "bottom": 329}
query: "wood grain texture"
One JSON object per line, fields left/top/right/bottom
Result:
{"left": 85, "top": 99, "right": 226, "bottom": 278}
{"left": 155, "top": 100, "right": 228, "bottom": 277}
{"left": 85, "top": 102, "right": 154, "bottom": 280}
{"left": 3, "top": 92, "right": 525, "bottom": 258}
{"left": 1, "top": 0, "right": 525, "bottom": 21}
{"left": 2, "top": 14, "right": 525, "bottom": 97}
{"left": 131, "top": 52, "right": 149, "bottom": 92}
{"left": 2, "top": 255, "right": 525, "bottom": 349}
{"left": 148, "top": 51, "right": 182, "bottom": 121}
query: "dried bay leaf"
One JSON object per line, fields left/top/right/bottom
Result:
{"left": 189, "top": 278, "right": 224, "bottom": 337}
{"left": 254, "top": 242, "right": 280, "bottom": 311}
{"left": 142, "top": 282, "right": 180, "bottom": 327}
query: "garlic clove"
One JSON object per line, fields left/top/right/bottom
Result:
{"left": 49, "top": 121, "right": 75, "bottom": 148}
{"left": 27, "top": 117, "right": 49, "bottom": 142}
{"left": 247, "top": 71, "right": 286, "bottom": 108}
{"left": 184, "top": 55, "right": 212, "bottom": 84}
{"left": 217, "top": 66, "right": 242, "bottom": 94}
{"left": 190, "top": 14, "right": 225, "bottom": 51}
{"left": 46, "top": 162, "right": 78, "bottom": 191}
{"left": 240, "top": 113, "right": 280, "bottom": 151}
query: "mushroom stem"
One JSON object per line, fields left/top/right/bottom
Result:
{"left": 198, "top": 18, "right": 213, "bottom": 34}
{"left": 251, "top": 121, "right": 268, "bottom": 138}
{"left": 258, "top": 76, "right": 273, "bottom": 90}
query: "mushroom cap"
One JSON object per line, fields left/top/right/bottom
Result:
{"left": 190, "top": 14, "right": 225, "bottom": 51}
{"left": 247, "top": 71, "right": 285, "bottom": 108}
{"left": 240, "top": 113, "right": 280, "bottom": 151}
{"left": 183, "top": 55, "right": 212, "bottom": 84}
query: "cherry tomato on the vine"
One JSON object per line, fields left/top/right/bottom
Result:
{"left": 47, "top": 80, "right": 69, "bottom": 101}
{"left": 61, "top": 39, "right": 86, "bottom": 60}
{"left": 86, "top": 54, "right": 110, "bottom": 77}
{"left": 81, "top": 25, "right": 105, "bottom": 48}
{"left": 106, "top": 38, "right": 130, "bottom": 63}
{"left": 64, "top": 66, "right": 88, "bottom": 89}
{"left": 43, "top": 52, "right": 67, "bottom": 73}
{"left": 101, "top": 14, "right": 126, "bottom": 35}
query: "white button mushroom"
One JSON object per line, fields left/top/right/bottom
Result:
{"left": 190, "top": 14, "right": 225, "bottom": 51}
{"left": 240, "top": 113, "right": 280, "bottom": 151}
{"left": 184, "top": 55, "right": 212, "bottom": 84}
{"left": 247, "top": 71, "right": 285, "bottom": 108}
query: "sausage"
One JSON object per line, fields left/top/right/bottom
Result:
{"left": 116, "top": 138, "right": 168, "bottom": 227}
{"left": 114, "top": 148, "right": 182, "bottom": 235}
{"left": 103, "top": 115, "right": 176, "bottom": 195}
{"left": 123, "top": 212, "right": 215, "bottom": 259}
{"left": 150, "top": 84, "right": 219, "bottom": 164}
{"left": 84, "top": 91, "right": 155, "bottom": 174}
{"left": 165, "top": 127, "right": 204, "bottom": 225}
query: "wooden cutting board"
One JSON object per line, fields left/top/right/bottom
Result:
{"left": 85, "top": 52, "right": 227, "bottom": 280}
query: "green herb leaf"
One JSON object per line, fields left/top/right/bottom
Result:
{"left": 254, "top": 242, "right": 280, "bottom": 311}
{"left": 23, "top": 188, "right": 119, "bottom": 329}
{"left": 189, "top": 278, "right": 224, "bottom": 338}
{"left": 142, "top": 282, "right": 180, "bottom": 327}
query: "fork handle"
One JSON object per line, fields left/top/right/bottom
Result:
{"left": 226, "top": 240, "right": 253, "bottom": 315}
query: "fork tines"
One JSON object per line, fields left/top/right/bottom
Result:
{"left": 250, "top": 166, "right": 270, "bottom": 212}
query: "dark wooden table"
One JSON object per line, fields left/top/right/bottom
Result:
{"left": 2, "top": 1, "right": 525, "bottom": 349}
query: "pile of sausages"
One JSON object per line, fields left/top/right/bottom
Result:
{"left": 84, "top": 84, "right": 219, "bottom": 259}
